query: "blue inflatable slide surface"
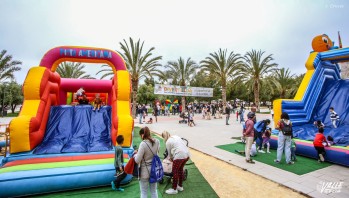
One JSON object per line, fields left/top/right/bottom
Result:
{"left": 34, "top": 105, "right": 112, "bottom": 154}
{"left": 293, "top": 79, "right": 349, "bottom": 146}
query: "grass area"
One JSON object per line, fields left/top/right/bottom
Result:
{"left": 216, "top": 142, "right": 332, "bottom": 175}
{"left": 2, "top": 112, "right": 19, "bottom": 117}
{"left": 35, "top": 127, "right": 218, "bottom": 198}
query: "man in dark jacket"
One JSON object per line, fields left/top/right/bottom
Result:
{"left": 225, "top": 103, "right": 231, "bottom": 125}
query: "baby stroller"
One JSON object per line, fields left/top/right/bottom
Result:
{"left": 179, "top": 112, "right": 188, "bottom": 124}
{"left": 159, "top": 138, "right": 189, "bottom": 184}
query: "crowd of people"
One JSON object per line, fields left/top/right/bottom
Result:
{"left": 136, "top": 100, "right": 253, "bottom": 127}
{"left": 108, "top": 100, "right": 339, "bottom": 196}
{"left": 242, "top": 105, "right": 336, "bottom": 165}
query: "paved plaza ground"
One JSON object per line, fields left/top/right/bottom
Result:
{"left": 136, "top": 112, "right": 349, "bottom": 198}
{"left": 1, "top": 114, "right": 348, "bottom": 197}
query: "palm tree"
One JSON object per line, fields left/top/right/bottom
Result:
{"left": 56, "top": 62, "right": 94, "bottom": 79}
{"left": 96, "top": 65, "right": 114, "bottom": 80}
{"left": 200, "top": 49, "right": 243, "bottom": 105}
{"left": 0, "top": 50, "right": 22, "bottom": 82}
{"left": 118, "top": 38, "right": 162, "bottom": 117}
{"left": 165, "top": 57, "right": 199, "bottom": 109}
{"left": 272, "top": 68, "right": 295, "bottom": 98}
{"left": 236, "top": 49, "right": 278, "bottom": 109}
{"left": 289, "top": 73, "right": 305, "bottom": 98}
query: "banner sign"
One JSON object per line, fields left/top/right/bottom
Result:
{"left": 154, "top": 84, "right": 213, "bottom": 97}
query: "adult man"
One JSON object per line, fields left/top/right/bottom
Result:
{"left": 138, "top": 105, "right": 144, "bottom": 124}
{"left": 225, "top": 103, "right": 231, "bottom": 125}
{"left": 244, "top": 112, "right": 256, "bottom": 164}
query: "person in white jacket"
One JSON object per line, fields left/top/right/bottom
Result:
{"left": 161, "top": 131, "right": 190, "bottom": 195}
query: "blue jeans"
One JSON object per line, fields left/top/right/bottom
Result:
{"left": 240, "top": 113, "right": 244, "bottom": 123}
{"left": 139, "top": 113, "right": 143, "bottom": 123}
{"left": 291, "top": 147, "right": 296, "bottom": 161}
{"left": 276, "top": 132, "right": 292, "bottom": 163}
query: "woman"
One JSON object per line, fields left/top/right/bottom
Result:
{"left": 161, "top": 131, "right": 190, "bottom": 195}
{"left": 254, "top": 119, "right": 271, "bottom": 153}
{"left": 134, "top": 127, "right": 160, "bottom": 198}
{"left": 274, "top": 112, "right": 294, "bottom": 165}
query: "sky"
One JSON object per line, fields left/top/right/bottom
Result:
{"left": 1, "top": 0, "right": 348, "bottom": 83}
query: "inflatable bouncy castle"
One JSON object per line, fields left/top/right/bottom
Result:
{"left": 271, "top": 34, "right": 349, "bottom": 166}
{"left": 0, "top": 46, "right": 134, "bottom": 197}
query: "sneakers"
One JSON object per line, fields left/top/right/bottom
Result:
{"left": 258, "top": 150, "right": 265, "bottom": 153}
{"left": 246, "top": 159, "right": 255, "bottom": 164}
{"left": 177, "top": 185, "right": 184, "bottom": 192}
{"left": 166, "top": 188, "right": 178, "bottom": 194}
{"left": 115, "top": 188, "right": 124, "bottom": 192}
{"left": 267, "top": 151, "right": 271, "bottom": 153}
{"left": 274, "top": 159, "right": 280, "bottom": 164}
{"left": 319, "top": 154, "right": 324, "bottom": 162}
{"left": 287, "top": 161, "right": 294, "bottom": 165}
{"left": 111, "top": 181, "right": 116, "bottom": 190}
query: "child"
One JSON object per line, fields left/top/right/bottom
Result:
{"left": 76, "top": 87, "right": 85, "bottom": 98}
{"left": 93, "top": 93, "right": 102, "bottom": 111}
{"left": 262, "top": 127, "right": 271, "bottom": 153}
{"left": 188, "top": 112, "right": 196, "bottom": 127}
{"left": 146, "top": 117, "right": 153, "bottom": 124}
{"left": 250, "top": 142, "right": 257, "bottom": 157}
{"left": 111, "top": 135, "right": 127, "bottom": 191}
{"left": 329, "top": 107, "right": 339, "bottom": 128}
{"left": 313, "top": 120, "right": 325, "bottom": 129}
{"left": 235, "top": 142, "right": 257, "bottom": 157}
{"left": 291, "top": 138, "right": 297, "bottom": 161}
{"left": 313, "top": 127, "right": 328, "bottom": 163}
{"left": 327, "top": 136, "right": 335, "bottom": 146}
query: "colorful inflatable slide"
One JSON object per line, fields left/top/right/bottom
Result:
{"left": 271, "top": 35, "right": 349, "bottom": 166}
{"left": 0, "top": 46, "right": 134, "bottom": 197}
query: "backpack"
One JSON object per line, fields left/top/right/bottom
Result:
{"left": 144, "top": 141, "right": 164, "bottom": 183}
{"left": 281, "top": 120, "right": 292, "bottom": 136}
{"left": 254, "top": 121, "right": 265, "bottom": 133}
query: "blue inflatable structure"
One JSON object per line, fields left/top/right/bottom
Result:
{"left": 272, "top": 46, "right": 349, "bottom": 166}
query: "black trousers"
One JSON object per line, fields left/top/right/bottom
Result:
{"left": 114, "top": 167, "right": 127, "bottom": 188}
{"left": 314, "top": 146, "right": 326, "bottom": 160}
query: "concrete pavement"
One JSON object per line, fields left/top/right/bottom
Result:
{"left": 137, "top": 113, "right": 349, "bottom": 198}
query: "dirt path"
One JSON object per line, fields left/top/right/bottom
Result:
{"left": 190, "top": 149, "right": 306, "bottom": 198}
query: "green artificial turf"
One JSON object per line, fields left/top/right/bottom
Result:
{"left": 216, "top": 142, "right": 332, "bottom": 175}
{"left": 34, "top": 127, "right": 218, "bottom": 198}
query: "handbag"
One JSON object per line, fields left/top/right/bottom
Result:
{"left": 124, "top": 157, "right": 135, "bottom": 174}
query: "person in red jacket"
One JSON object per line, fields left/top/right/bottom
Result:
{"left": 313, "top": 127, "right": 328, "bottom": 162}
{"left": 243, "top": 112, "right": 256, "bottom": 164}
